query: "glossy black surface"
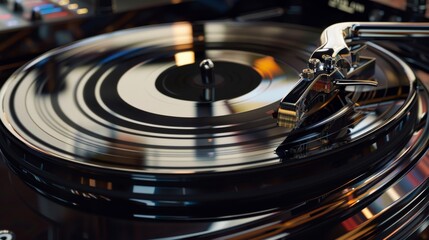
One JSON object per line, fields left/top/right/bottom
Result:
{"left": 156, "top": 61, "right": 262, "bottom": 101}
{"left": 0, "top": 22, "right": 427, "bottom": 228}
{"left": 0, "top": 22, "right": 417, "bottom": 172}
{"left": 0, "top": 1, "right": 428, "bottom": 238}
{"left": 1, "top": 22, "right": 311, "bottom": 173}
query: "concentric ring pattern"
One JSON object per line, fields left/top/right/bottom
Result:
{"left": 0, "top": 22, "right": 423, "bottom": 221}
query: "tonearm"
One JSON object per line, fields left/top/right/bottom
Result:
{"left": 274, "top": 22, "right": 429, "bottom": 130}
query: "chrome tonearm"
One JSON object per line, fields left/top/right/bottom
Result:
{"left": 275, "top": 22, "right": 429, "bottom": 129}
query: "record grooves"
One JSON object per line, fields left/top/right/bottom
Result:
{"left": 0, "top": 22, "right": 428, "bottom": 232}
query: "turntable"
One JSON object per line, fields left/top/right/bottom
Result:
{"left": 0, "top": 12, "right": 428, "bottom": 240}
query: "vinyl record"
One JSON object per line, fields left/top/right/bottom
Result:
{"left": 0, "top": 22, "right": 426, "bottom": 220}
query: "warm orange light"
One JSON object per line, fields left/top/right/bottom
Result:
{"left": 171, "top": 22, "right": 193, "bottom": 46}
{"left": 253, "top": 56, "right": 283, "bottom": 79}
{"left": 361, "top": 207, "right": 373, "bottom": 219}
{"left": 58, "top": 0, "right": 69, "bottom": 5}
{"left": 76, "top": 8, "right": 88, "bottom": 14}
{"left": 89, "top": 178, "right": 96, "bottom": 187}
{"left": 174, "top": 51, "right": 195, "bottom": 66}
{"left": 68, "top": 3, "right": 78, "bottom": 9}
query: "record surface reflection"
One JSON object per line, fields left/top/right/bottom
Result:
{"left": 0, "top": 22, "right": 426, "bottom": 225}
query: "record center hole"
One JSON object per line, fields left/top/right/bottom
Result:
{"left": 155, "top": 61, "right": 262, "bottom": 101}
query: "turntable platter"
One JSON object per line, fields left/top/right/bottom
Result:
{"left": 0, "top": 22, "right": 426, "bottom": 221}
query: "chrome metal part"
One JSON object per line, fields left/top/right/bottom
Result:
{"left": 313, "top": 22, "right": 429, "bottom": 60}
{"left": 308, "top": 58, "right": 321, "bottom": 72}
{"left": 276, "top": 22, "right": 429, "bottom": 131}
{"left": 200, "top": 59, "right": 215, "bottom": 85}
{"left": 301, "top": 68, "right": 314, "bottom": 79}
{"left": 200, "top": 59, "right": 216, "bottom": 102}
